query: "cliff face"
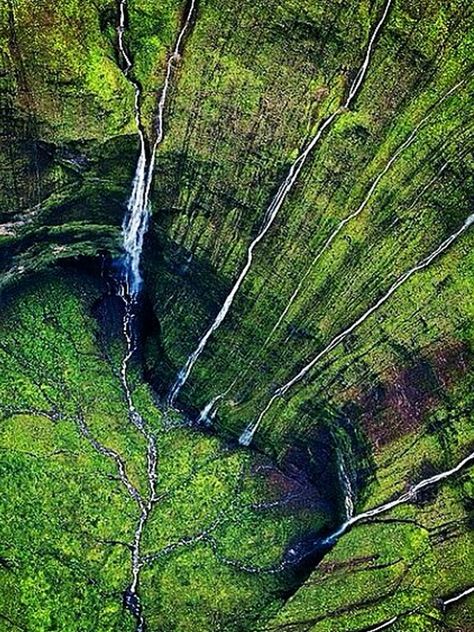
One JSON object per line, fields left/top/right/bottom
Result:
{"left": 0, "top": 0, "right": 473, "bottom": 630}
{"left": 0, "top": 0, "right": 154, "bottom": 289}
{"left": 144, "top": 0, "right": 474, "bottom": 446}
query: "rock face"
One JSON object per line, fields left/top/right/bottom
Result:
{"left": 0, "top": 0, "right": 473, "bottom": 631}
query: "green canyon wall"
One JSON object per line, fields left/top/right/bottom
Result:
{"left": 0, "top": 0, "right": 473, "bottom": 630}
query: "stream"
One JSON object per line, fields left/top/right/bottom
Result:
{"left": 115, "top": 0, "right": 196, "bottom": 628}
{"left": 325, "top": 449, "right": 474, "bottom": 544}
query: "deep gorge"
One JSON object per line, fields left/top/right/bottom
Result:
{"left": 0, "top": 0, "right": 473, "bottom": 630}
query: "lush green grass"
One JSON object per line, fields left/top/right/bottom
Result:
{"left": 266, "top": 475, "right": 474, "bottom": 630}
{"left": 126, "top": 0, "right": 183, "bottom": 126}
{"left": 0, "top": 271, "right": 331, "bottom": 631}
{"left": 0, "top": 414, "right": 137, "bottom": 631}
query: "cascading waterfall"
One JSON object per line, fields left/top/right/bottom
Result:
{"left": 218, "top": 448, "right": 471, "bottom": 586}
{"left": 122, "top": 148, "right": 150, "bottom": 296}
{"left": 118, "top": 0, "right": 150, "bottom": 296}
{"left": 114, "top": 1, "right": 197, "bottom": 629}
{"left": 167, "top": 0, "right": 393, "bottom": 407}
{"left": 367, "top": 586, "right": 474, "bottom": 632}
{"left": 365, "top": 616, "right": 400, "bottom": 632}
{"left": 198, "top": 393, "right": 225, "bottom": 426}
{"left": 239, "top": 212, "right": 474, "bottom": 445}
{"left": 364, "top": 582, "right": 474, "bottom": 631}
{"left": 323, "top": 450, "right": 474, "bottom": 544}
{"left": 442, "top": 586, "right": 474, "bottom": 608}
{"left": 197, "top": 378, "right": 237, "bottom": 426}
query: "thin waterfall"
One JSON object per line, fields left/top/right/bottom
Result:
{"left": 120, "top": 0, "right": 197, "bottom": 296}
{"left": 208, "top": 77, "right": 470, "bottom": 408}
{"left": 194, "top": 152, "right": 455, "bottom": 425}
{"left": 443, "top": 586, "right": 474, "bottom": 608}
{"left": 118, "top": 0, "right": 150, "bottom": 296}
{"left": 337, "top": 448, "right": 355, "bottom": 521}
{"left": 197, "top": 378, "right": 237, "bottom": 426}
{"left": 167, "top": 0, "right": 393, "bottom": 406}
{"left": 240, "top": 212, "right": 474, "bottom": 445}
{"left": 122, "top": 147, "right": 149, "bottom": 295}
{"left": 198, "top": 393, "right": 224, "bottom": 426}
{"left": 323, "top": 450, "right": 474, "bottom": 544}
{"left": 366, "top": 616, "right": 400, "bottom": 632}
{"left": 115, "top": 1, "right": 197, "bottom": 629}
{"left": 256, "top": 77, "right": 469, "bottom": 354}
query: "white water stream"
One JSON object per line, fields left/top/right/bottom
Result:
{"left": 443, "top": 585, "right": 474, "bottom": 607}
{"left": 255, "top": 78, "right": 468, "bottom": 355}
{"left": 240, "top": 213, "right": 474, "bottom": 445}
{"left": 324, "top": 450, "right": 474, "bottom": 543}
{"left": 116, "top": 1, "right": 196, "bottom": 628}
{"left": 338, "top": 449, "right": 355, "bottom": 521}
{"left": 356, "top": 582, "right": 474, "bottom": 631}
{"left": 167, "top": 0, "right": 393, "bottom": 406}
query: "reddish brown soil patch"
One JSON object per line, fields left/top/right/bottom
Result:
{"left": 356, "top": 340, "right": 471, "bottom": 448}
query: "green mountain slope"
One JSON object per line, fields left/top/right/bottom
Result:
{"left": 0, "top": 0, "right": 473, "bottom": 630}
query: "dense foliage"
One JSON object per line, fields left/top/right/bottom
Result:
{"left": 0, "top": 0, "right": 473, "bottom": 629}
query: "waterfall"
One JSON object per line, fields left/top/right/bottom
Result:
{"left": 167, "top": 0, "right": 393, "bottom": 406}
{"left": 207, "top": 75, "right": 470, "bottom": 408}
{"left": 114, "top": 2, "right": 197, "bottom": 629}
{"left": 117, "top": 0, "right": 151, "bottom": 295}
{"left": 324, "top": 450, "right": 474, "bottom": 544}
{"left": 120, "top": 0, "right": 197, "bottom": 297}
{"left": 366, "top": 616, "right": 400, "bottom": 632}
{"left": 198, "top": 393, "right": 224, "bottom": 425}
{"left": 122, "top": 146, "right": 150, "bottom": 295}
{"left": 240, "top": 212, "right": 474, "bottom": 445}
{"left": 255, "top": 77, "right": 469, "bottom": 356}
{"left": 443, "top": 586, "right": 474, "bottom": 608}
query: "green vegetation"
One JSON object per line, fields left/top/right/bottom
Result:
{"left": 144, "top": 0, "right": 474, "bottom": 460}
{"left": 1, "top": 0, "right": 473, "bottom": 629}
{"left": 266, "top": 413, "right": 474, "bottom": 630}
{"left": 0, "top": 272, "right": 330, "bottom": 630}
{"left": 0, "top": 0, "right": 135, "bottom": 140}
{"left": 126, "top": 0, "right": 183, "bottom": 125}
{"left": 0, "top": 0, "right": 141, "bottom": 289}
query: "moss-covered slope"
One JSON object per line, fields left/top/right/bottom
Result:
{"left": 0, "top": 0, "right": 473, "bottom": 630}
{"left": 142, "top": 0, "right": 474, "bottom": 453}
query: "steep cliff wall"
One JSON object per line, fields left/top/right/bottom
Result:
{"left": 142, "top": 0, "right": 474, "bottom": 457}
{"left": 0, "top": 0, "right": 161, "bottom": 287}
